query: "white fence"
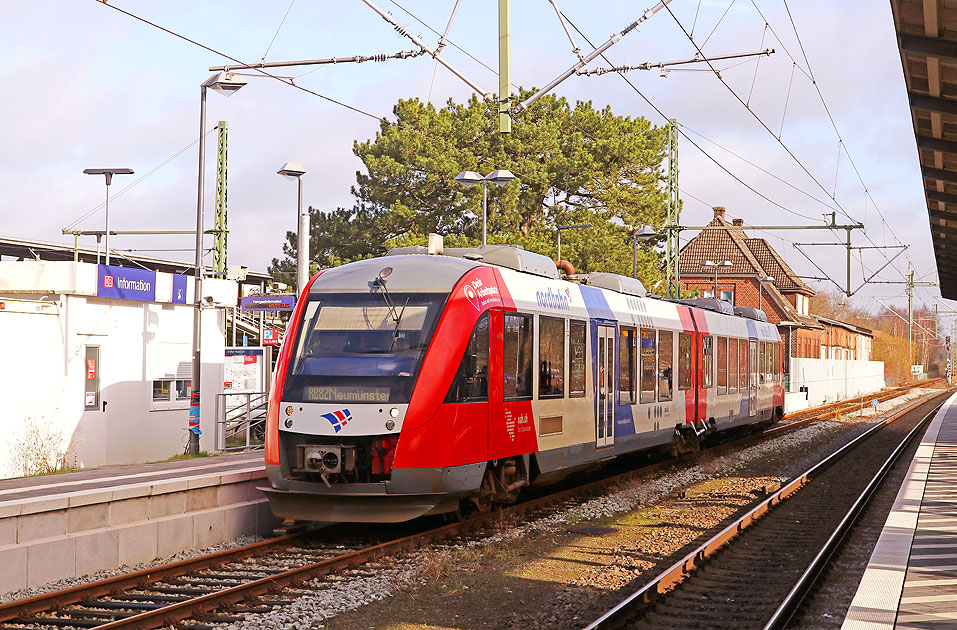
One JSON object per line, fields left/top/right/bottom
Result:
{"left": 786, "top": 358, "right": 885, "bottom": 413}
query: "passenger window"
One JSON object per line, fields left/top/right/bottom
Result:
{"left": 658, "top": 330, "right": 673, "bottom": 401}
{"left": 732, "top": 340, "right": 738, "bottom": 388}
{"left": 678, "top": 332, "right": 693, "bottom": 390}
{"left": 774, "top": 343, "right": 781, "bottom": 380}
{"left": 702, "top": 335, "right": 714, "bottom": 388}
{"left": 640, "top": 328, "right": 656, "bottom": 403}
{"left": 445, "top": 313, "right": 490, "bottom": 403}
{"left": 619, "top": 327, "right": 637, "bottom": 404}
{"left": 504, "top": 313, "right": 533, "bottom": 399}
{"left": 539, "top": 316, "right": 565, "bottom": 398}
{"left": 739, "top": 339, "right": 748, "bottom": 390}
{"left": 717, "top": 337, "right": 728, "bottom": 395}
{"left": 569, "top": 321, "right": 586, "bottom": 397}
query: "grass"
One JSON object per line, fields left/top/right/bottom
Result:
{"left": 24, "top": 466, "right": 79, "bottom": 477}
{"left": 165, "top": 450, "right": 213, "bottom": 461}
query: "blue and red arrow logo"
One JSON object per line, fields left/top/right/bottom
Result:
{"left": 321, "top": 409, "right": 352, "bottom": 433}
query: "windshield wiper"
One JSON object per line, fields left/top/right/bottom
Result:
{"left": 390, "top": 297, "right": 410, "bottom": 352}
{"left": 372, "top": 275, "right": 400, "bottom": 323}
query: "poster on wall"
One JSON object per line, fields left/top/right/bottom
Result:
{"left": 224, "top": 348, "right": 265, "bottom": 393}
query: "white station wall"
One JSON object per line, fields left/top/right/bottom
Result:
{"left": 786, "top": 358, "right": 885, "bottom": 412}
{"left": 0, "top": 284, "right": 229, "bottom": 477}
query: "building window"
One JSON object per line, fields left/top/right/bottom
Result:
{"left": 678, "top": 332, "right": 693, "bottom": 390}
{"left": 640, "top": 328, "right": 657, "bottom": 403}
{"left": 702, "top": 335, "right": 714, "bottom": 388}
{"left": 151, "top": 379, "right": 191, "bottom": 409}
{"left": 504, "top": 313, "right": 534, "bottom": 400}
{"left": 569, "top": 321, "right": 586, "bottom": 397}
{"left": 719, "top": 289, "right": 734, "bottom": 304}
{"left": 619, "top": 327, "right": 636, "bottom": 404}
{"left": 717, "top": 337, "right": 728, "bottom": 394}
{"left": 446, "top": 313, "right": 490, "bottom": 402}
{"left": 539, "top": 316, "right": 565, "bottom": 398}
{"left": 658, "top": 330, "right": 673, "bottom": 401}
{"left": 701, "top": 289, "right": 715, "bottom": 298}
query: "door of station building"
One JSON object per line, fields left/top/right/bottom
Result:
{"left": 596, "top": 324, "right": 615, "bottom": 448}
{"left": 749, "top": 340, "right": 758, "bottom": 416}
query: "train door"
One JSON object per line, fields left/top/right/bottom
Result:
{"left": 748, "top": 340, "right": 758, "bottom": 416}
{"left": 596, "top": 324, "right": 615, "bottom": 448}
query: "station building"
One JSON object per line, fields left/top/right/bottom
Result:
{"left": 0, "top": 237, "right": 268, "bottom": 478}
{"left": 679, "top": 207, "right": 883, "bottom": 409}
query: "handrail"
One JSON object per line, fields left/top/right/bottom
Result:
{"left": 215, "top": 391, "right": 268, "bottom": 451}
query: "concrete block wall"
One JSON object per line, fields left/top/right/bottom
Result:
{"left": 0, "top": 467, "right": 279, "bottom": 595}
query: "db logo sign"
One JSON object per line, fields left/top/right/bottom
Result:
{"left": 103, "top": 275, "right": 114, "bottom": 288}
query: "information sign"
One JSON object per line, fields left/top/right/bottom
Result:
{"left": 97, "top": 264, "right": 156, "bottom": 302}
{"left": 241, "top": 295, "right": 296, "bottom": 311}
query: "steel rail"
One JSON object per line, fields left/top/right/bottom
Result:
{"left": 761, "top": 396, "right": 950, "bottom": 629}
{"left": 2, "top": 383, "right": 944, "bottom": 628}
{"left": 583, "top": 389, "right": 952, "bottom": 629}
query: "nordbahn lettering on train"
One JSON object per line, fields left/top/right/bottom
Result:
{"left": 262, "top": 245, "right": 785, "bottom": 523}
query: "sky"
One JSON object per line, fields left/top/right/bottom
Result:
{"left": 0, "top": 0, "right": 945, "bottom": 318}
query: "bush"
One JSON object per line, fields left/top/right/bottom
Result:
{"left": 10, "top": 417, "right": 78, "bottom": 477}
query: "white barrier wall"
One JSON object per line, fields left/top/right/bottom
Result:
{"left": 786, "top": 358, "right": 885, "bottom": 412}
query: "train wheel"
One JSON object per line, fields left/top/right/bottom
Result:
{"left": 670, "top": 428, "right": 701, "bottom": 458}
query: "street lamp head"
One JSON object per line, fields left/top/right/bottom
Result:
{"left": 277, "top": 162, "right": 307, "bottom": 180}
{"left": 717, "top": 260, "right": 733, "bottom": 268}
{"left": 635, "top": 225, "right": 657, "bottom": 240}
{"left": 455, "top": 171, "right": 484, "bottom": 187}
{"left": 204, "top": 71, "right": 247, "bottom": 96}
{"left": 486, "top": 169, "right": 516, "bottom": 186}
{"left": 701, "top": 260, "right": 716, "bottom": 267}
{"left": 761, "top": 275, "right": 775, "bottom": 283}
{"left": 83, "top": 168, "right": 134, "bottom": 176}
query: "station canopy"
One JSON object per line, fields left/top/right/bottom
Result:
{"left": 892, "top": 0, "right": 957, "bottom": 298}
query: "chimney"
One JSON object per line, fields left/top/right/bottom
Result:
{"left": 732, "top": 218, "right": 744, "bottom": 226}
{"left": 713, "top": 206, "right": 726, "bottom": 219}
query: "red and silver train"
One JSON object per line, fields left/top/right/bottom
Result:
{"left": 262, "top": 245, "right": 784, "bottom": 522}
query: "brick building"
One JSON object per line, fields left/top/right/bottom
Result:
{"left": 679, "top": 207, "right": 874, "bottom": 375}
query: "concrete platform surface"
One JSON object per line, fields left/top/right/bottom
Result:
{"left": 842, "top": 391, "right": 957, "bottom": 629}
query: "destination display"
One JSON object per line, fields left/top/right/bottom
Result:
{"left": 302, "top": 385, "right": 390, "bottom": 403}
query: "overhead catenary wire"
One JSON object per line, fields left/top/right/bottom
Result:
{"left": 260, "top": 0, "right": 296, "bottom": 64}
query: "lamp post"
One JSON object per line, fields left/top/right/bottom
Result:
{"left": 277, "top": 163, "right": 308, "bottom": 294}
{"left": 632, "top": 225, "right": 657, "bottom": 279}
{"left": 758, "top": 275, "right": 774, "bottom": 312}
{"left": 556, "top": 223, "right": 592, "bottom": 263}
{"left": 701, "top": 260, "right": 732, "bottom": 299}
{"left": 83, "top": 168, "right": 133, "bottom": 265}
{"left": 188, "top": 71, "right": 246, "bottom": 455}
{"left": 454, "top": 169, "right": 516, "bottom": 246}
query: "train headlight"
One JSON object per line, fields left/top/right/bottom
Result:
{"left": 385, "top": 419, "right": 395, "bottom": 431}
{"left": 389, "top": 407, "right": 399, "bottom": 418}
{"left": 284, "top": 418, "right": 293, "bottom": 429}
{"left": 285, "top": 406, "right": 294, "bottom": 416}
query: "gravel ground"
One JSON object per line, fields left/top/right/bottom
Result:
{"left": 213, "top": 388, "right": 944, "bottom": 630}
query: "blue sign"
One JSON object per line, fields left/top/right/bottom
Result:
{"left": 172, "top": 274, "right": 188, "bottom": 304}
{"left": 241, "top": 295, "right": 296, "bottom": 311}
{"left": 97, "top": 265, "right": 156, "bottom": 302}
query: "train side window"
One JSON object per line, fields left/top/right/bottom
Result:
{"left": 539, "top": 316, "right": 565, "bottom": 398}
{"left": 717, "top": 337, "right": 728, "bottom": 395}
{"left": 678, "top": 332, "right": 693, "bottom": 390}
{"left": 774, "top": 343, "right": 781, "bottom": 380}
{"left": 658, "top": 330, "right": 674, "bottom": 401}
{"left": 619, "top": 327, "right": 637, "bottom": 404}
{"left": 739, "top": 339, "right": 748, "bottom": 389}
{"left": 702, "top": 335, "right": 714, "bottom": 388}
{"left": 445, "top": 312, "right": 489, "bottom": 403}
{"left": 760, "top": 342, "right": 769, "bottom": 384}
{"left": 569, "top": 320, "right": 587, "bottom": 397}
{"left": 639, "top": 328, "right": 657, "bottom": 403}
{"left": 728, "top": 338, "right": 738, "bottom": 393}
{"left": 504, "top": 313, "right": 534, "bottom": 400}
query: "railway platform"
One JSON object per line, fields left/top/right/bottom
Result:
{"left": 0, "top": 451, "right": 273, "bottom": 596}
{"left": 842, "top": 391, "right": 957, "bottom": 629}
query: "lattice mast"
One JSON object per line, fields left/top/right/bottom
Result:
{"left": 665, "top": 119, "right": 680, "bottom": 298}
{"left": 213, "top": 121, "right": 229, "bottom": 275}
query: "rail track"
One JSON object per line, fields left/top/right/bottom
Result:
{"left": 584, "top": 388, "right": 952, "bottom": 629}
{"left": 0, "top": 382, "right": 944, "bottom": 630}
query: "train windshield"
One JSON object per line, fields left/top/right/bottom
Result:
{"left": 283, "top": 292, "right": 447, "bottom": 404}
